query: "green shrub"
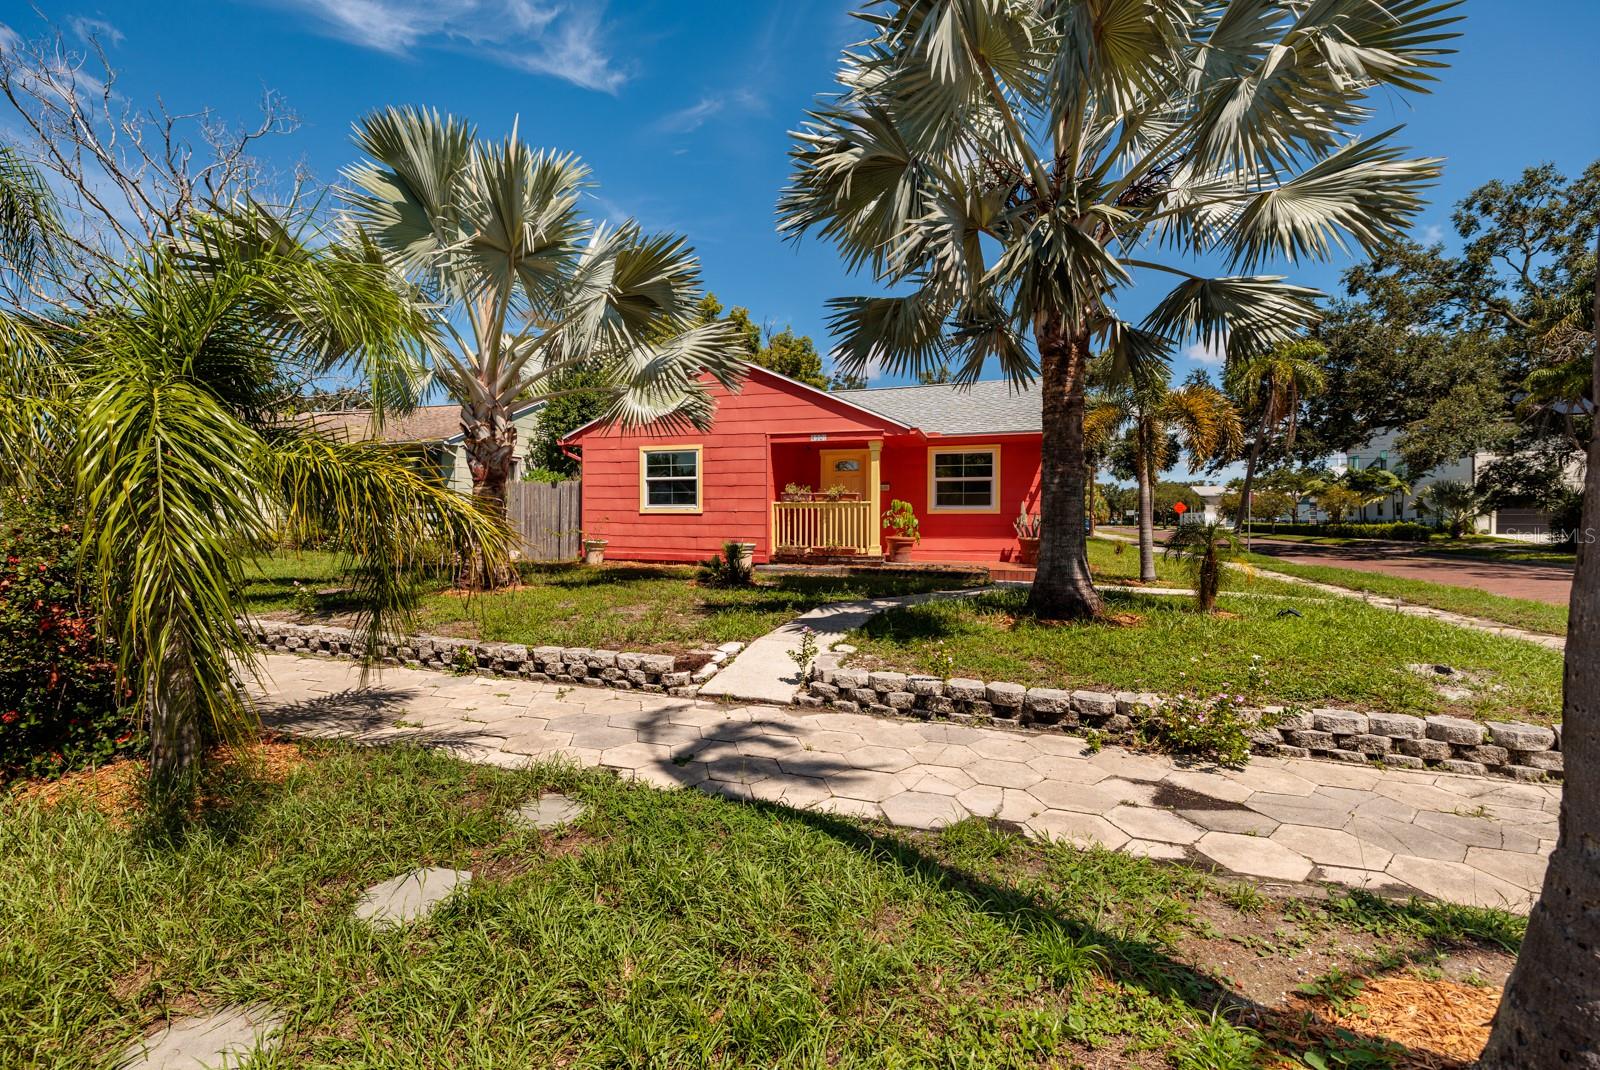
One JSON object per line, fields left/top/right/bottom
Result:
{"left": 1136, "top": 656, "right": 1286, "bottom": 766}
{"left": 1, "top": 496, "right": 138, "bottom": 781}
{"left": 1260, "top": 521, "right": 1434, "bottom": 542}
{"left": 697, "top": 541, "right": 754, "bottom": 588}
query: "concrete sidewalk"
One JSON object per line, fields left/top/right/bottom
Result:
{"left": 252, "top": 653, "right": 1558, "bottom": 913}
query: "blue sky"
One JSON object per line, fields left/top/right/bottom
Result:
{"left": 5, "top": 0, "right": 1599, "bottom": 395}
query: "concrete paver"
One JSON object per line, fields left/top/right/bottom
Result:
{"left": 117, "top": 1005, "right": 284, "bottom": 1070}
{"left": 254, "top": 653, "right": 1560, "bottom": 913}
{"left": 354, "top": 867, "right": 473, "bottom": 928}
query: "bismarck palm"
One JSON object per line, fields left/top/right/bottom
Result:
{"left": 780, "top": 0, "right": 1458, "bottom": 619}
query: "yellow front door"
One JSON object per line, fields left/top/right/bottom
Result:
{"left": 818, "top": 449, "right": 870, "bottom": 498}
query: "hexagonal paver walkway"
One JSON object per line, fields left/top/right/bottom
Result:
{"left": 255, "top": 654, "right": 1558, "bottom": 913}
{"left": 117, "top": 1003, "right": 283, "bottom": 1069}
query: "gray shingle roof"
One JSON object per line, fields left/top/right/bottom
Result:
{"left": 832, "top": 379, "right": 1041, "bottom": 436}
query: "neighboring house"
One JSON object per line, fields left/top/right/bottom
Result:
{"left": 297, "top": 402, "right": 544, "bottom": 493}
{"left": 1319, "top": 429, "right": 1579, "bottom": 537}
{"left": 561, "top": 366, "right": 1044, "bottom": 565}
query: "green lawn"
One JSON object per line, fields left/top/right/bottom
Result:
{"left": 245, "top": 553, "right": 979, "bottom": 652}
{"left": 1239, "top": 554, "right": 1570, "bottom": 637}
{"left": 849, "top": 587, "right": 1563, "bottom": 723}
{"left": 2, "top": 744, "right": 1521, "bottom": 1069}
{"left": 1087, "top": 537, "right": 1333, "bottom": 599}
{"left": 1419, "top": 543, "right": 1577, "bottom": 568}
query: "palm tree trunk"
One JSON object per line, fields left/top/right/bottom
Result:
{"left": 145, "top": 644, "right": 205, "bottom": 807}
{"left": 462, "top": 399, "right": 518, "bottom": 589}
{"left": 1027, "top": 323, "right": 1102, "bottom": 620}
{"left": 1238, "top": 430, "right": 1263, "bottom": 550}
{"left": 1136, "top": 427, "right": 1157, "bottom": 583}
{"left": 1478, "top": 234, "right": 1600, "bottom": 1069}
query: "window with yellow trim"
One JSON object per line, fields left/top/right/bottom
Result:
{"left": 641, "top": 447, "right": 701, "bottom": 510}
{"left": 929, "top": 447, "right": 998, "bottom": 511}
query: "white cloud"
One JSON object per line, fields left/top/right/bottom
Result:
{"left": 1180, "top": 338, "right": 1227, "bottom": 366}
{"left": 655, "top": 88, "right": 764, "bottom": 134}
{"left": 270, "top": 1, "right": 629, "bottom": 93}
{"left": 1419, "top": 222, "right": 1445, "bottom": 245}
{"left": 69, "top": 16, "right": 124, "bottom": 46}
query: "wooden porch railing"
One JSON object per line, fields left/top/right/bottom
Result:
{"left": 772, "top": 499, "right": 875, "bottom": 555}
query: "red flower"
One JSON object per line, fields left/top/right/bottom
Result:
{"left": 1, "top": 711, "right": 17, "bottom": 724}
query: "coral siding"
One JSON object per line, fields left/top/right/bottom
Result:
{"left": 567, "top": 370, "right": 901, "bottom": 564}
{"left": 566, "top": 367, "right": 1042, "bottom": 565}
{"left": 887, "top": 434, "right": 1042, "bottom": 564}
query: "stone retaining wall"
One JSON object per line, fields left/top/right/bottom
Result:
{"left": 250, "top": 619, "right": 737, "bottom": 697}
{"left": 802, "top": 668, "right": 1561, "bottom": 782}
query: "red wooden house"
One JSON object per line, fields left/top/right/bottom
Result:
{"left": 561, "top": 365, "right": 1044, "bottom": 567}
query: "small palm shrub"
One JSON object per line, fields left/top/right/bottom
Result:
{"left": 1163, "top": 521, "right": 1238, "bottom": 612}
{"left": 698, "top": 541, "right": 754, "bottom": 587}
{"left": 1, "top": 496, "right": 138, "bottom": 781}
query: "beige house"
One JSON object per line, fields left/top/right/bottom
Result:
{"left": 297, "top": 402, "right": 544, "bottom": 493}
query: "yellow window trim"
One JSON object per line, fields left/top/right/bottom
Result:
{"left": 638, "top": 444, "right": 704, "bottom": 515}
{"left": 926, "top": 444, "right": 1001, "bottom": 514}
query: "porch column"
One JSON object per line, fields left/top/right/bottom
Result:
{"left": 868, "top": 440, "right": 883, "bottom": 557}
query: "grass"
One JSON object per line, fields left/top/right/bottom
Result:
{"left": 2, "top": 743, "right": 1524, "bottom": 1069}
{"left": 849, "top": 586, "right": 1563, "bottom": 722}
{"left": 1087, "top": 537, "right": 1330, "bottom": 599}
{"left": 244, "top": 552, "right": 978, "bottom": 651}
{"left": 1239, "top": 553, "right": 1570, "bottom": 637}
{"left": 1419, "top": 543, "right": 1576, "bottom": 568}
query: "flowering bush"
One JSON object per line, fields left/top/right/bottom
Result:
{"left": 1139, "top": 655, "right": 1284, "bottom": 766}
{"left": 1139, "top": 691, "right": 1269, "bottom": 766}
{"left": 0, "top": 496, "right": 137, "bottom": 781}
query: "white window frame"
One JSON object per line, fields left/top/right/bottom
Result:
{"left": 927, "top": 445, "right": 1000, "bottom": 514}
{"left": 638, "top": 445, "right": 703, "bottom": 514}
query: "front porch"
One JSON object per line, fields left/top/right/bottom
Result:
{"left": 769, "top": 437, "right": 884, "bottom": 560}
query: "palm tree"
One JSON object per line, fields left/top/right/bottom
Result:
{"left": 778, "top": 0, "right": 1457, "bottom": 620}
{"left": 1414, "top": 478, "right": 1481, "bottom": 537}
{"left": 1163, "top": 521, "right": 1238, "bottom": 613}
{"left": 1478, "top": 229, "right": 1599, "bottom": 1070}
{"left": 1226, "top": 338, "right": 1326, "bottom": 546}
{"left": 1, "top": 161, "right": 507, "bottom": 794}
{"left": 1343, "top": 464, "right": 1411, "bottom": 521}
{"left": 1087, "top": 373, "right": 1243, "bottom": 582}
{"left": 344, "top": 107, "right": 747, "bottom": 585}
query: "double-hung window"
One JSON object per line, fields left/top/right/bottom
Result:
{"left": 640, "top": 446, "right": 702, "bottom": 512}
{"left": 928, "top": 446, "right": 999, "bottom": 512}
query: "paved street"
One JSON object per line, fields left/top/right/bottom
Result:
{"left": 1248, "top": 540, "right": 1574, "bottom": 605}
{"left": 252, "top": 653, "right": 1558, "bottom": 913}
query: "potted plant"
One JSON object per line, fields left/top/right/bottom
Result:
{"left": 582, "top": 536, "right": 608, "bottom": 566}
{"left": 781, "top": 483, "right": 813, "bottom": 502}
{"left": 1014, "top": 511, "right": 1041, "bottom": 565}
{"left": 881, "top": 499, "right": 920, "bottom": 563}
{"left": 821, "top": 483, "right": 862, "bottom": 502}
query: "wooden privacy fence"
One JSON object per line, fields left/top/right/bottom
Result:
{"left": 506, "top": 480, "right": 582, "bottom": 561}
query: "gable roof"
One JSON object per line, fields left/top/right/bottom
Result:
{"left": 832, "top": 379, "right": 1041, "bottom": 436}
{"left": 292, "top": 402, "right": 541, "bottom": 445}
{"left": 560, "top": 363, "right": 916, "bottom": 443}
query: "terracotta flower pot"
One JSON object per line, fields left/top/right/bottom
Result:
{"left": 1017, "top": 536, "right": 1040, "bottom": 566}
{"left": 884, "top": 535, "right": 916, "bottom": 563}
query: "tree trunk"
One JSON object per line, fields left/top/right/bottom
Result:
{"left": 1237, "top": 430, "right": 1263, "bottom": 550}
{"left": 1136, "top": 427, "right": 1157, "bottom": 583}
{"left": 1478, "top": 231, "right": 1600, "bottom": 1068}
{"left": 1027, "top": 322, "right": 1102, "bottom": 620}
{"left": 462, "top": 400, "right": 518, "bottom": 590}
